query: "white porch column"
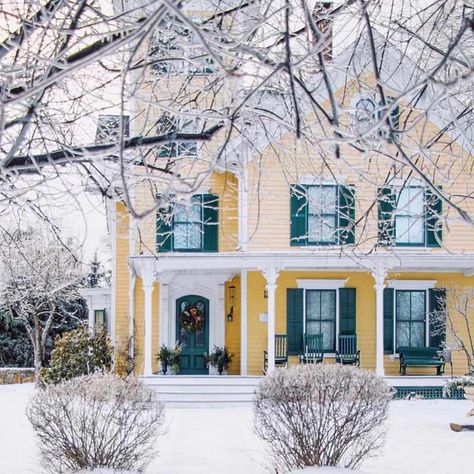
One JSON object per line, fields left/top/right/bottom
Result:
{"left": 217, "top": 282, "right": 226, "bottom": 347}
{"left": 158, "top": 282, "right": 169, "bottom": 348}
{"left": 263, "top": 267, "right": 279, "bottom": 374}
{"left": 240, "top": 270, "right": 248, "bottom": 375}
{"left": 143, "top": 273, "right": 155, "bottom": 376}
{"left": 373, "top": 268, "right": 386, "bottom": 377}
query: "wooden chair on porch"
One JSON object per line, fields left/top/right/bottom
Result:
{"left": 299, "top": 334, "right": 324, "bottom": 364}
{"left": 263, "top": 334, "right": 288, "bottom": 374}
{"left": 335, "top": 335, "right": 360, "bottom": 367}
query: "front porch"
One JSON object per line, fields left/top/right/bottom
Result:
{"left": 128, "top": 251, "right": 474, "bottom": 378}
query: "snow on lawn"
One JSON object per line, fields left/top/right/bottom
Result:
{"left": 1, "top": 384, "right": 474, "bottom": 474}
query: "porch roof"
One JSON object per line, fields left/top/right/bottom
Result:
{"left": 129, "top": 251, "right": 474, "bottom": 278}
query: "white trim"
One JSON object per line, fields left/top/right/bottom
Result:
{"left": 240, "top": 270, "right": 248, "bottom": 375}
{"left": 298, "top": 176, "right": 345, "bottom": 185}
{"left": 297, "top": 278, "right": 348, "bottom": 289}
{"left": 388, "top": 280, "right": 436, "bottom": 290}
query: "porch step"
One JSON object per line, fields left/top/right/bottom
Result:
{"left": 142, "top": 375, "right": 263, "bottom": 405}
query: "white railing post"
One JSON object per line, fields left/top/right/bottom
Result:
{"left": 263, "top": 267, "right": 279, "bottom": 374}
{"left": 373, "top": 267, "right": 386, "bottom": 377}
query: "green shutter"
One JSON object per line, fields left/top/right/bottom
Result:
{"left": 337, "top": 185, "right": 355, "bottom": 245}
{"left": 202, "top": 194, "right": 218, "bottom": 252}
{"left": 426, "top": 188, "right": 442, "bottom": 248}
{"left": 378, "top": 187, "right": 396, "bottom": 246}
{"left": 287, "top": 288, "right": 304, "bottom": 355}
{"left": 156, "top": 198, "right": 173, "bottom": 252}
{"left": 290, "top": 185, "right": 307, "bottom": 246}
{"left": 339, "top": 288, "right": 356, "bottom": 335}
{"left": 429, "top": 288, "right": 446, "bottom": 347}
{"left": 383, "top": 287, "right": 394, "bottom": 353}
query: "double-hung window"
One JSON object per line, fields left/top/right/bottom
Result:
{"left": 287, "top": 283, "right": 356, "bottom": 356}
{"left": 395, "top": 290, "right": 426, "bottom": 348}
{"left": 306, "top": 289, "right": 337, "bottom": 351}
{"left": 156, "top": 114, "right": 198, "bottom": 158}
{"left": 395, "top": 186, "right": 425, "bottom": 245}
{"left": 173, "top": 196, "right": 202, "bottom": 250}
{"left": 290, "top": 184, "right": 355, "bottom": 246}
{"left": 307, "top": 186, "right": 338, "bottom": 244}
{"left": 378, "top": 185, "right": 442, "bottom": 247}
{"left": 156, "top": 194, "right": 218, "bottom": 253}
{"left": 383, "top": 284, "right": 446, "bottom": 353}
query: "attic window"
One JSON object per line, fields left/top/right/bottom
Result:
{"left": 312, "top": 2, "right": 333, "bottom": 61}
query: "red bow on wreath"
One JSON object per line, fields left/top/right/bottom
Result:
{"left": 180, "top": 305, "right": 204, "bottom": 332}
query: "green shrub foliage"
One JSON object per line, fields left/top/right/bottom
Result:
{"left": 42, "top": 323, "right": 112, "bottom": 384}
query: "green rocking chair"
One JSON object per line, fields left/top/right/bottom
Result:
{"left": 335, "top": 335, "right": 360, "bottom": 367}
{"left": 263, "top": 334, "right": 288, "bottom": 374}
{"left": 299, "top": 334, "right": 324, "bottom": 364}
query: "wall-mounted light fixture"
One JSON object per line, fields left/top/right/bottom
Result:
{"left": 227, "top": 285, "right": 236, "bottom": 322}
{"left": 264, "top": 288, "right": 268, "bottom": 299}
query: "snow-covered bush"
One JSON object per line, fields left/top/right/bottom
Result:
{"left": 26, "top": 373, "right": 165, "bottom": 473}
{"left": 41, "top": 323, "right": 112, "bottom": 384}
{"left": 254, "top": 364, "right": 392, "bottom": 472}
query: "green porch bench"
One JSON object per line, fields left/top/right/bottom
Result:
{"left": 398, "top": 346, "right": 445, "bottom": 375}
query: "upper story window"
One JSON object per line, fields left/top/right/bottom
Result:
{"left": 307, "top": 186, "right": 337, "bottom": 244}
{"left": 395, "top": 186, "right": 425, "bottom": 245}
{"left": 95, "top": 115, "right": 130, "bottom": 144}
{"left": 378, "top": 185, "right": 442, "bottom": 248}
{"left": 173, "top": 196, "right": 202, "bottom": 250}
{"left": 156, "top": 194, "right": 218, "bottom": 253}
{"left": 156, "top": 114, "right": 198, "bottom": 157}
{"left": 150, "top": 18, "right": 215, "bottom": 76}
{"left": 354, "top": 95, "right": 400, "bottom": 143}
{"left": 290, "top": 184, "right": 355, "bottom": 246}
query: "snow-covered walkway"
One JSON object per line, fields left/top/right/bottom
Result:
{"left": 1, "top": 384, "right": 473, "bottom": 474}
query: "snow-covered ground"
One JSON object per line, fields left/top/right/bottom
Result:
{"left": 1, "top": 384, "right": 473, "bottom": 474}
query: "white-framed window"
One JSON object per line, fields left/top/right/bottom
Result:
{"left": 297, "top": 279, "right": 347, "bottom": 353}
{"left": 395, "top": 186, "right": 425, "bottom": 245}
{"left": 307, "top": 185, "right": 338, "bottom": 244}
{"left": 389, "top": 280, "right": 436, "bottom": 351}
{"left": 156, "top": 113, "right": 199, "bottom": 157}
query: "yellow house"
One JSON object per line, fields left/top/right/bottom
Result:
{"left": 88, "top": 28, "right": 474, "bottom": 387}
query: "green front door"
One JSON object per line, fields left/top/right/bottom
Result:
{"left": 176, "top": 295, "right": 209, "bottom": 374}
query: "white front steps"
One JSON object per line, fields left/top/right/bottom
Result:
{"left": 142, "top": 375, "right": 263, "bottom": 405}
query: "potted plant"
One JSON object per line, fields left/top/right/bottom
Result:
{"left": 444, "top": 376, "right": 474, "bottom": 416}
{"left": 205, "top": 345, "right": 234, "bottom": 375}
{"left": 157, "top": 343, "right": 182, "bottom": 374}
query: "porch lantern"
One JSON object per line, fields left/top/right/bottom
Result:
{"left": 227, "top": 285, "right": 236, "bottom": 322}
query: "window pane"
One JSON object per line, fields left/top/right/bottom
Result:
{"left": 320, "top": 321, "right": 335, "bottom": 351}
{"left": 321, "top": 216, "right": 336, "bottom": 242}
{"left": 306, "top": 321, "right": 320, "bottom": 335}
{"left": 407, "top": 217, "right": 424, "bottom": 244}
{"left": 396, "top": 321, "right": 410, "bottom": 347}
{"left": 306, "top": 291, "right": 321, "bottom": 321}
{"left": 411, "top": 322, "right": 425, "bottom": 347}
{"left": 395, "top": 216, "right": 409, "bottom": 243}
{"left": 308, "top": 215, "right": 322, "bottom": 242}
{"left": 321, "top": 291, "right": 336, "bottom": 319}
{"left": 396, "top": 291, "right": 410, "bottom": 320}
{"left": 173, "top": 223, "right": 188, "bottom": 249}
{"left": 410, "top": 291, "right": 425, "bottom": 321}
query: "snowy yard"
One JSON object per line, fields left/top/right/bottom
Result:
{"left": 1, "top": 384, "right": 473, "bottom": 474}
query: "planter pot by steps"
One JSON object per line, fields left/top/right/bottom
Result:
{"left": 464, "top": 386, "right": 474, "bottom": 416}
